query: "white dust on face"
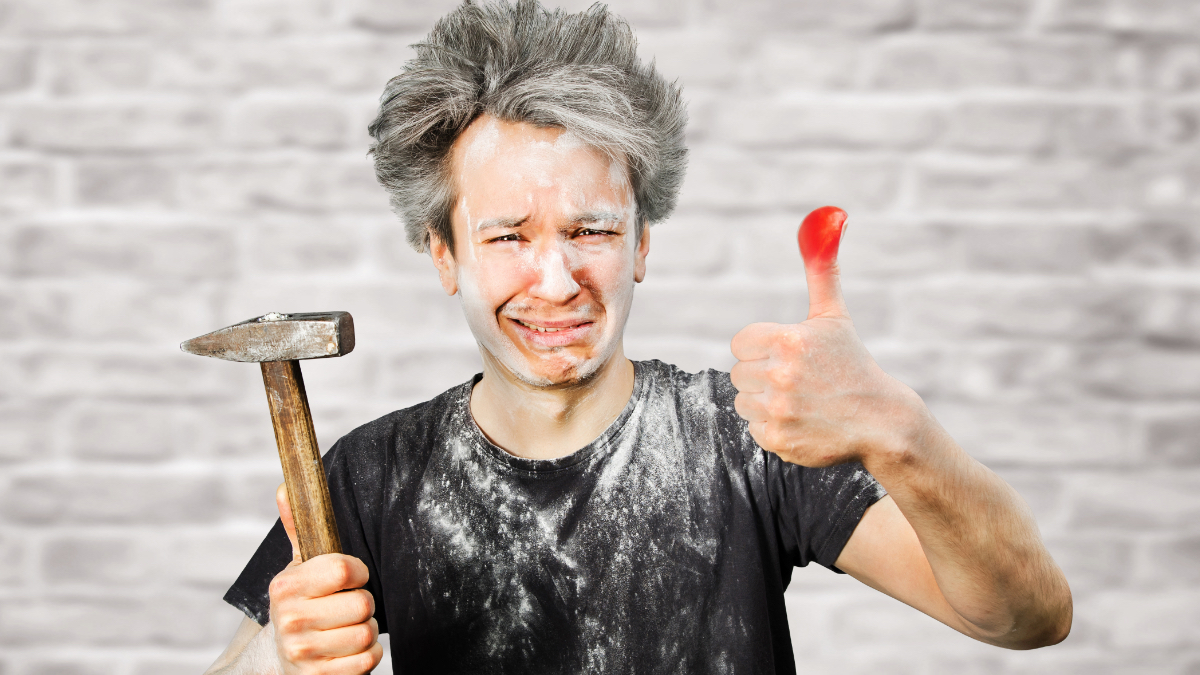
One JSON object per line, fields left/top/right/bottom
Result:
{"left": 450, "top": 118, "right": 641, "bottom": 387}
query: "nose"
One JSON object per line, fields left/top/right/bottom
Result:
{"left": 528, "top": 244, "right": 581, "bottom": 303}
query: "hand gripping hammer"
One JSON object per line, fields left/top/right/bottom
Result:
{"left": 181, "top": 311, "right": 354, "bottom": 561}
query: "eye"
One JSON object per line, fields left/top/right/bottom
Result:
{"left": 487, "top": 233, "right": 522, "bottom": 243}
{"left": 576, "top": 227, "right": 617, "bottom": 238}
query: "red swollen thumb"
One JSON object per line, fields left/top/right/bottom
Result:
{"left": 799, "top": 206, "right": 850, "bottom": 320}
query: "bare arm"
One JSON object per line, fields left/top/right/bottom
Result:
{"left": 204, "top": 617, "right": 281, "bottom": 675}
{"left": 835, "top": 410, "right": 1072, "bottom": 648}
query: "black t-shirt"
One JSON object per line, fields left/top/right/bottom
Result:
{"left": 225, "top": 360, "right": 886, "bottom": 674}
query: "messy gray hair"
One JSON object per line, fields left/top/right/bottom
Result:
{"left": 367, "top": 0, "right": 688, "bottom": 253}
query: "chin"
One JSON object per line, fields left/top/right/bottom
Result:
{"left": 509, "top": 352, "right": 608, "bottom": 388}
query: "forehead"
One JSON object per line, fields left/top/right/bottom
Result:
{"left": 448, "top": 115, "right": 631, "bottom": 215}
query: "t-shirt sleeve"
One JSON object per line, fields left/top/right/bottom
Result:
{"left": 223, "top": 437, "right": 387, "bottom": 628}
{"left": 705, "top": 368, "right": 887, "bottom": 573}
{"left": 763, "top": 452, "right": 887, "bottom": 571}
{"left": 224, "top": 518, "right": 292, "bottom": 625}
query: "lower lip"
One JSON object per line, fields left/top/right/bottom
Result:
{"left": 509, "top": 318, "right": 595, "bottom": 348}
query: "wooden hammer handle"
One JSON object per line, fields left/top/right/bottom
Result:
{"left": 261, "top": 360, "right": 343, "bottom": 561}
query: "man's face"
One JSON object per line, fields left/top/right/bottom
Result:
{"left": 430, "top": 115, "right": 649, "bottom": 388}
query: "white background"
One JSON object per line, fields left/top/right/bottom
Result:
{"left": 1, "top": 0, "right": 1198, "bottom": 673}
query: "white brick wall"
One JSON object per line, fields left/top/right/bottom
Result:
{"left": 0, "top": 0, "right": 1197, "bottom": 673}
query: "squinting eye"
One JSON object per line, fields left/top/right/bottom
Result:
{"left": 489, "top": 234, "right": 521, "bottom": 243}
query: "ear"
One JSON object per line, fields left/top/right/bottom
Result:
{"left": 633, "top": 221, "right": 650, "bottom": 283}
{"left": 428, "top": 231, "right": 459, "bottom": 296}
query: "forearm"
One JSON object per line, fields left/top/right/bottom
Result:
{"left": 863, "top": 397, "right": 1072, "bottom": 648}
{"left": 205, "top": 620, "right": 283, "bottom": 675}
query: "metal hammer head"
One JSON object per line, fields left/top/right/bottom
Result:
{"left": 180, "top": 311, "right": 355, "bottom": 363}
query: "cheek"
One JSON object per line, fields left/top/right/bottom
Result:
{"left": 569, "top": 245, "right": 634, "bottom": 298}
{"left": 460, "top": 249, "right": 537, "bottom": 305}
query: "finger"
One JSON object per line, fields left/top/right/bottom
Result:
{"left": 799, "top": 206, "right": 850, "bottom": 320}
{"left": 733, "top": 391, "right": 767, "bottom": 424}
{"left": 730, "top": 322, "right": 780, "bottom": 362}
{"left": 340, "top": 640, "right": 385, "bottom": 675}
{"left": 287, "top": 554, "right": 372, "bottom": 601}
{"left": 296, "top": 588, "right": 376, "bottom": 631}
{"left": 284, "top": 642, "right": 383, "bottom": 674}
{"left": 276, "top": 483, "right": 302, "bottom": 563}
{"left": 292, "top": 617, "right": 379, "bottom": 660}
{"left": 729, "top": 360, "right": 766, "bottom": 394}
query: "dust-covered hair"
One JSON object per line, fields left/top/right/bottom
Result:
{"left": 367, "top": 0, "right": 688, "bottom": 253}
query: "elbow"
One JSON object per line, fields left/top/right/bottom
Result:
{"left": 1046, "top": 615, "right": 1073, "bottom": 647}
{"left": 966, "top": 581, "right": 1073, "bottom": 650}
{"left": 1033, "top": 578, "right": 1074, "bottom": 649}
{"left": 1004, "top": 588, "right": 1074, "bottom": 650}
{"left": 1031, "top": 599, "right": 1073, "bottom": 649}
{"left": 1008, "top": 615, "right": 1071, "bottom": 650}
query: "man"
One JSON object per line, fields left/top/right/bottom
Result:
{"left": 204, "top": 2, "right": 1072, "bottom": 673}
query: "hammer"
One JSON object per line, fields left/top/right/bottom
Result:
{"left": 181, "top": 311, "right": 354, "bottom": 561}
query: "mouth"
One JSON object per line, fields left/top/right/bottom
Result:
{"left": 507, "top": 316, "right": 595, "bottom": 347}
{"left": 512, "top": 318, "right": 586, "bottom": 333}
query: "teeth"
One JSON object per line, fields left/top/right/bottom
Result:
{"left": 517, "top": 319, "right": 564, "bottom": 333}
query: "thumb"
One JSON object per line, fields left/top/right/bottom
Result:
{"left": 275, "top": 483, "right": 302, "bottom": 564}
{"left": 799, "top": 206, "right": 850, "bottom": 320}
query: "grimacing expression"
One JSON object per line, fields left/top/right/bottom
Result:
{"left": 430, "top": 115, "right": 649, "bottom": 388}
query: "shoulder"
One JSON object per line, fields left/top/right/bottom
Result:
{"left": 636, "top": 359, "right": 738, "bottom": 416}
{"left": 635, "top": 360, "right": 748, "bottom": 454}
{"left": 327, "top": 378, "right": 474, "bottom": 469}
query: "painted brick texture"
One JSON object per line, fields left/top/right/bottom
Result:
{"left": 0, "top": 0, "right": 1197, "bottom": 673}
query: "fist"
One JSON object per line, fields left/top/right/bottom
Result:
{"left": 730, "top": 207, "right": 920, "bottom": 468}
{"left": 269, "top": 484, "right": 384, "bottom": 675}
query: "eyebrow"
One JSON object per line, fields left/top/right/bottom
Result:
{"left": 473, "top": 211, "right": 627, "bottom": 231}
{"left": 474, "top": 216, "right": 528, "bottom": 232}
{"left": 569, "top": 211, "right": 625, "bottom": 225}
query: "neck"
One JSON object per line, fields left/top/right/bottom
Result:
{"left": 470, "top": 350, "right": 636, "bottom": 461}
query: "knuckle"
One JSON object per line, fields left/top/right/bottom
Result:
{"left": 764, "top": 397, "right": 790, "bottom": 420}
{"left": 336, "top": 557, "right": 362, "bottom": 583}
{"left": 268, "top": 574, "right": 293, "bottom": 600}
{"left": 275, "top": 612, "right": 305, "bottom": 636}
{"left": 347, "top": 649, "right": 379, "bottom": 674}
{"left": 349, "top": 591, "right": 374, "bottom": 621}
{"left": 334, "top": 558, "right": 357, "bottom": 586}
{"left": 766, "top": 368, "right": 790, "bottom": 390}
{"left": 352, "top": 623, "right": 375, "bottom": 650}
{"left": 366, "top": 645, "right": 385, "bottom": 670}
{"left": 281, "top": 639, "right": 310, "bottom": 664}
{"left": 775, "top": 330, "right": 806, "bottom": 357}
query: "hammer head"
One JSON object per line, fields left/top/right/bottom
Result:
{"left": 181, "top": 311, "right": 355, "bottom": 363}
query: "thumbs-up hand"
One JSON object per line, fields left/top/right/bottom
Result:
{"left": 730, "top": 207, "right": 923, "bottom": 468}
{"left": 268, "top": 484, "right": 383, "bottom": 674}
